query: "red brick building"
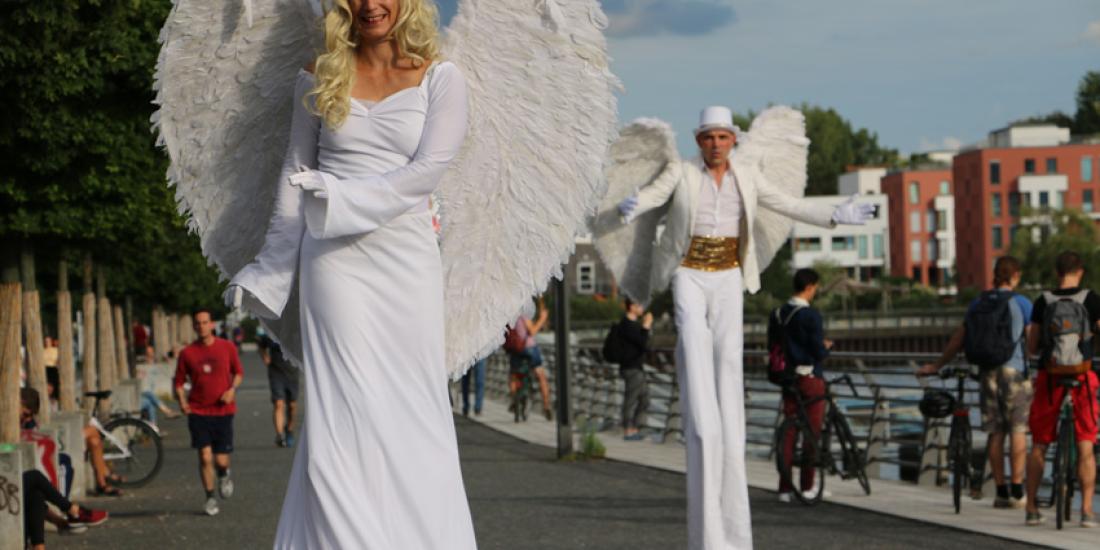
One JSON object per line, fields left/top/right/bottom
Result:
{"left": 881, "top": 169, "right": 954, "bottom": 287}
{"left": 953, "top": 126, "right": 1100, "bottom": 290}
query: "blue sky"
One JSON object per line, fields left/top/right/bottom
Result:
{"left": 438, "top": 1, "right": 1100, "bottom": 156}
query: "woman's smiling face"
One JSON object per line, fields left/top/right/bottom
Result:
{"left": 349, "top": 0, "right": 400, "bottom": 44}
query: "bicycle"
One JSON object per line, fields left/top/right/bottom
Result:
{"left": 774, "top": 374, "right": 872, "bottom": 505}
{"left": 1044, "top": 377, "right": 1080, "bottom": 530}
{"left": 931, "top": 364, "right": 979, "bottom": 515}
{"left": 85, "top": 390, "right": 165, "bottom": 488}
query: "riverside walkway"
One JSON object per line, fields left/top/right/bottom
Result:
{"left": 48, "top": 349, "right": 1051, "bottom": 549}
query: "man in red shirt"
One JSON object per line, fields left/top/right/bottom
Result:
{"left": 174, "top": 308, "right": 243, "bottom": 517}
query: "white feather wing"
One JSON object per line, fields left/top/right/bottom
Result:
{"left": 438, "top": 0, "right": 620, "bottom": 377}
{"left": 591, "top": 118, "right": 678, "bottom": 305}
{"left": 153, "top": 0, "right": 321, "bottom": 356}
{"left": 737, "top": 105, "right": 810, "bottom": 271}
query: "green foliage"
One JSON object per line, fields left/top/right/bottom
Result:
{"left": 580, "top": 425, "right": 606, "bottom": 459}
{"left": 1075, "top": 71, "right": 1100, "bottom": 135}
{"left": 1008, "top": 208, "right": 1100, "bottom": 291}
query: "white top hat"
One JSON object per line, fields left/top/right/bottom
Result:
{"left": 694, "top": 105, "right": 736, "bottom": 136}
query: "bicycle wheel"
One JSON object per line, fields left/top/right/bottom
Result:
{"left": 1055, "top": 414, "right": 1074, "bottom": 530}
{"left": 775, "top": 417, "right": 824, "bottom": 506}
{"left": 101, "top": 417, "right": 163, "bottom": 488}
{"left": 948, "top": 415, "right": 971, "bottom": 515}
{"left": 832, "top": 411, "right": 871, "bottom": 496}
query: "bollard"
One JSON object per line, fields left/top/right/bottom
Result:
{"left": 0, "top": 443, "right": 24, "bottom": 550}
{"left": 865, "top": 395, "right": 889, "bottom": 480}
{"left": 918, "top": 419, "right": 948, "bottom": 486}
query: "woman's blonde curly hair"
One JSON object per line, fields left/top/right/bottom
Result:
{"left": 308, "top": 0, "right": 440, "bottom": 128}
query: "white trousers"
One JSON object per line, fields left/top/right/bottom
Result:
{"left": 672, "top": 267, "right": 751, "bottom": 550}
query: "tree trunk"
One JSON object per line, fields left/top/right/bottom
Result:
{"left": 124, "top": 296, "right": 135, "bottom": 377}
{"left": 95, "top": 268, "right": 115, "bottom": 416}
{"left": 21, "top": 243, "right": 50, "bottom": 425}
{"left": 113, "top": 305, "right": 128, "bottom": 382}
{"left": 178, "top": 313, "right": 190, "bottom": 347}
{"left": 81, "top": 254, "right": 96, "bottom": 413}
{"left": 57, "top": 265, "right": 77, "bottom": 412}
{"left": 0, "top": 246, "right": 22, "bottom": 444}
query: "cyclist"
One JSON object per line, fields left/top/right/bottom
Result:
{"left": 919, "top": 255, "right": 1032, "bottom": 509}
{"left": 507, "top": 299, "right": 553, "bottom": 421}
{"left": 1023, "top": 251, "right": 1100, "bottom": 527}
{"left": 768, "top": 268, "right": 832, "bottom": 503}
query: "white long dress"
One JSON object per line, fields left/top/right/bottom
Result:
{"left": 232, "top": 61, "right": 477, "bottom": 549}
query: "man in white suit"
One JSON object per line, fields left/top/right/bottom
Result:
{"left": 618, "top": 106, "right": 873, "bottom": 550}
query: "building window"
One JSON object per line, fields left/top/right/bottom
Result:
{"left": 910, "top": 240, "right": 921, "bottom": 262}
{"left": 912, "top": 267, "right": 922, "bottom": 282}
{"left": 991, "top": 193, "right": 1002, "bottom": 217}
{"left": 992, "top": 225, "right": 1003, "bottom": 249}
{"left": 1083, "top": 157, "right": 1094, "bottom": 182}
{"left": 858, "top": 235, "right": 868, "bottom": 259}
{"left": 926, "top": 211, "right": 936, "bottom": 232}
{"left": 873, "top": 234, "right": 884, "bottom": 259}
{"left": 908, "top": 182, "right": 920, "bottom": 204}
{"left": 928, "top": 239, "right": 939, "bottom": 261}
{"left": 1046, "top": 158, "right": 1057, "bottom": 173}
{"left": 1009, "top": 193, "right": 1021, "bottom": 217}
{"left": 1085, "top": 190, "right": 1094, "bottom": 213}
{"left": 794, "top": 237, "right": 821, "bottom": 251}
{"left": 990, "top": 161, "right": 1001, "bottom": 184}
{"left": 939, "top": 180, "right": 950, "bottom": 195}
{"left": 936, "top": 210, "right": 948, "bottom": 231}
{"left": 910, "top": 211, "right": 921, "bottom": 233}
{"left": 1021, "top": 192, "right": 1032, "bottom": 208}
{"left": 576, "top": 261, "right": 596, "bottom": 295}
{"left": 1039, "top": 191, "right": 1049, "bottom": 207}
{"left": 939, "top": 238, "right": 950, "bottom": 259}
{"left": 832, "top": 236, "right": 856, "bottom": 251}
{"left": 1056, "top": 191, "right": 1065, "bottom": 209}
{"left": 1024, "top": 159, "right": 1036, "bottom": 174}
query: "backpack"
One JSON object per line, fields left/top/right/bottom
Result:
{"left": 767, "top": 305, "right": 804, "bottom": 386}
{"left": 602, "top": 322, "right": 628, "bottom": 364}
{"left": 1040, "top": 290, "right": 1093, "bottom": 376}
{"left": 963, "top": 290, "right": 1020, "bottom": 370}
{"left": 503, "top": 325, "right": 526, "bottom": 354}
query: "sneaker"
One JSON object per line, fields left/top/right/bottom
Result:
{"left": 1010, "top": 495, "right": 1027, "bottom": 509}
{"left": 1025, "top": 511, "right": 1044, "bottom": 526}
{"left": 204, "top": 497, "right": 220, "bottom": 516}
{"left": 285, "top": 431, "right": 295, "bottom": 447}
{"left": 777, "top": 492, "right": 793, "bottom": 503}
{"left": 73, "top": 507, "right": 108, "bottom": 527}
{"left": 543, "top": 408, "right": 553, "bottom": 421}
{"left": 218, "top": 471, "right": 234, "bottom": 499}
{"left": 275, "top": 434, "right": 287, "bottom": 448}
{"left": 802, "top": 487, "right": 832, "bottom": 500}
{"left": 1081, "top": 515, "right": 1098, "bottom": 528}
{"left": 623, "top": 433, "right": 645, "bottom": 441}
{"left": 59, "top": 521, "right": 88, "bottom": 535}
{"left": 993, "top": 495, "right": 1012, "bottom": 509}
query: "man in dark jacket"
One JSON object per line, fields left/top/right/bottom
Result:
{"left": 611, "top": 298, "right": 653, "bottom": 440}
{"left": 768, "top": 268, "right": 832, "bottom": 502}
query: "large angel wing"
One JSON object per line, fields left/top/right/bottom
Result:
{"left": 438, "top": 0, "right": 620, "bottom": 377}
{"left": 591, "top": 119, "right": 678, "bottom": 305}
{"left": 736, "top": 105, "right": 810, "bottom": 271}
{"left": 153, "top": 0, "right": 322, "bottom": 358}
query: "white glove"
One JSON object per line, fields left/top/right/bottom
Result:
{"left": 288, "top": 168, "right": 329, "bottom": 199}
{"left": 223, "top": 285, "right": 243, "bottom": 310}
{"left": 831, "top": 194, "right": 876, "bottom": 225}
{"left": 618, "top": 194, "right": 639, "bottom": 222}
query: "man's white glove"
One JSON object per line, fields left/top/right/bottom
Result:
{"left": 831, "top": 194, "right": 876, "bottom": 225}
{"left": 223, "top": 285, "right": 243, "bottom": 310}
{"left": 618, "top": 194, "right": 639, "bottom": 222}
{"left": 288, "top": 168, "right": 329, "bottom": 199}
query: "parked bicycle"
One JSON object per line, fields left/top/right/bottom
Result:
{"left": 774, "top": 374, "right": 871, "bottom": 505}
{"left": 86, "top": 390, "right": 164, "bottom": 487}
{"left": 1036, "top": 377, "right": 1081, "bottom": 529}
{"left": 918, "top": 364, "right": 979, "bottom": 514}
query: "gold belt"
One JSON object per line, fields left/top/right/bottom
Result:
{"left": 681, "top": 236, "right": 741, "bottom": 271}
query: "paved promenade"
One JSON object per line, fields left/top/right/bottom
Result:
{"left": 51, "top": 350, "right": 1046, "bottom": 549}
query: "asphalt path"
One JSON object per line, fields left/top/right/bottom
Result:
{"left": 51, "top": 350, "right": 1045, "bottom": 549}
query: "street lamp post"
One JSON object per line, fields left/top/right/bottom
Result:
{"left": 553, "top": 275, "right": 573, "bottom": 457}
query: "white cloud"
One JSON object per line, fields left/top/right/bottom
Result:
{"left": 602, "top": 0, "right": 736, "bottom": 37}
{"left": 1085, "top": 20, "right": 1100, "bottom": 44}
{"left": 917, "top": 136, "right": 963, "bottom": 152}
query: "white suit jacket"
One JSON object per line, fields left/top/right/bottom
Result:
{"left": 633, "top": 155, "right": 835, "bottom": 295}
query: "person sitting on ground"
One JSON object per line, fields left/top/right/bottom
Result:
{"left": 1023, "top": 250, "right": 1100, "bottom": 528}
{"left": 918, "top": 255, "right": 1033, "bottom": 508}
{"left": 604, "top": 297, "right": 652, "bottom": 440}
{"left": 769, "top": 268, "right": 832, "bottom": 503}
{"left": 20, "top": 387, "right": 109, "bottom": 548}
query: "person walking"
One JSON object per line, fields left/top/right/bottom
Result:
{"left": 919, "top": 255, "right": 1033, "bottom": 508}
{"left": 258, "top": 330, "right": 300, "bottom": 447}
{"left": 1023, "top": 251, "right": 1100, "bottom": 527}
{"left": 769, "top": 269, "right": 832, "bottom": 502}
{"left": 174, "top": 309, "right": 244, "bottom": 516}
{"left": 605, "top": 298, "right": 652, "bottom": 440}
{"left": 460, "top": 357, "right": 487, "bottom": 417}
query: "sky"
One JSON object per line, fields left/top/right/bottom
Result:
{"left": 437, "top": 0, "right": 1100, "bottom": 156}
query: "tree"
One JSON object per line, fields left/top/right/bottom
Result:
{"left": 1074, "top": 71, "right": 1100, "bottom": 136}
{"left": 1013, "top": 111, "right": 1075, "bottom": 129}
{"left": 1008, "top": 208, "right": 1100, "bottom": 292}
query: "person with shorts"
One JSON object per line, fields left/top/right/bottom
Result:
{"left": 508, "top": 299, "right": 553, "bottom": 421}
{"left": 920, "top": 255, "right": 1032, "bottom": 508}
{"left": 258, "top": 330, "right": 299, "bottom": 447}
{"left": 1023, "top": 251, "right": 1100, "bottom": 527}
{"left": 174, "top": 308, "right": 244, "bottom": 516}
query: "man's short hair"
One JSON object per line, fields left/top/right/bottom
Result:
{"left": 793, "top": 268, "right": 820, "bottom": 293}
{"left": 21, "top": 387, "right": 40, "bottom": 415}
{"left": 191, "top": 308, "right": 213, "bottom": 321}
{"left": 1055, "top": 251, "right": 1085, "bottom": 277}
{"left": 992, "top": 255, "right": 1022, "bottom": 287}
{"left": 623, "top": 297, "right": 635, "bottom": 309}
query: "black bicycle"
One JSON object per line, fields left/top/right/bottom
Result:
{"left": 774, "top": 374, "right": 871, "bottom": 505}
{"left": 1045, "top": 377, "right": 1080, "bottom": 529}
{"left": 934, "top": 365, "right": 979, "bottom": 515}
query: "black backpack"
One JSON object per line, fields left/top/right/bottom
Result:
{"left": 602, "top": 322, "right": 629, "bottom": 364}
{"left": 963, "top": 290, "right": 1020, "bottom": 370}
{"left": 767, "top": 305, "right": 804, "bottom": 386}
